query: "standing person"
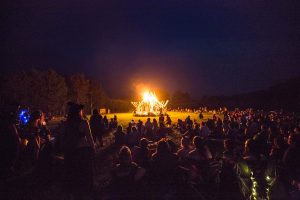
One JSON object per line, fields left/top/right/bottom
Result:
{"left": 90, "top": 109, "right": 104, "bottom": 147}
{"left": 113, "top": 115, "right": 118, "bottom": 128}
{"left": 152, "top": 119, "right": 158, "bottom": 139}
{"left": 36, "top": 111, "right": 53, "bottom": 176}
{"left": 0, "top": 109, "right": 21, "bottom": 178}
{"left": 23, "top": 110, "right": 43, "bottom": 164}
{"left": 62, "top": 103, "right": 95, "bottom": 194}
{"left": 103, "top": 115, "right": 109, "bottom": 128}
{"left": 199, "top": 111, "right": 203, "bottom": 119}
{"left": 39, "top": 111, "right": 52, "bottom": 140}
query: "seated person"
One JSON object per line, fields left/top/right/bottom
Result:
{"left": 188, "top": 136, "right": 212, "bottom": 163}
{"left": 222, "top": 139, "right": 236, "bottom": 165}
{"left": 114, "top": 125, "right": 126, "bottom": 146}
{"left": 126, "top": 127, "right": 139, "bottom": 148}
{"left": 110, "top": 146, "right": 145, "bottom": 198}
{"left": 187, "top": 136, "right": 212, "bottom": 181}
{"left": 177, "top": 137, "right": 191, "bottom": 162}
{"left": 151, "top": 139, "right": 178, "bottom": 184}
{"left": 132, "top": 138, "right": 151, "bottom": 169}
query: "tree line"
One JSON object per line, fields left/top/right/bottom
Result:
{"left": 198, "top": 77, "right": 300, "bottom": 112}
{"left": 0, "top": 69, "right": 111, "bottom": 115}
{"left": 0, "top": 68, "right": 192, "bottom": 114}
{"left": 155, "top": 77, "right": 300, "bottom": 112}
{"left": 1, "top": 68, "right": 298, "bottom": 114}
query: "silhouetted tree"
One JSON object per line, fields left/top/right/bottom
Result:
{"left": 109, "top": 99, "right": 131, "bottom": 113}
{"left": 171, "top": 90, "right": 192, "bottom": 108}
{"left": 66, "top": 73, "right": 90, "bottom": 106}
{"left": 43, "top": 69, "right": 68, "bottom": 114}
{"left": 88, "top": 80, "right": 109, "bottom": 114}
{"left": 0, "top": 69, "right": 68, "bottom": 114}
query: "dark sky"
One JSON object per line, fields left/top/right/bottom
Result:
{"left": 1, "top": 0, "right": 300, "bottom": 98}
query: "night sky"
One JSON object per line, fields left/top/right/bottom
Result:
{"left": 1, "top": 0, "right": 300, "bottom": 98}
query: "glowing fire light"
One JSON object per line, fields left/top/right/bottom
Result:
{"left": 143, "top": 91, "right": 158, "bottom": 104}
{"left": 132, "top": 90, "right": 168, "bottom": 116}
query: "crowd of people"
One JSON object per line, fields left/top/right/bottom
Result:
{"left": 106, "top": 109, "right": 300, "bottom": 200}
{"left": 1, "top": 103, "right": 300, "bottom": 200}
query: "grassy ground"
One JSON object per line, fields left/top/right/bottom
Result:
{"left": 48, "top": 111, "right": 219, "bottom": 130}
{"left": 47, "top": 111, "right": 221, "bottom": 147}
{"left": 105, "top": 111, "right": 217, "bottom": 127}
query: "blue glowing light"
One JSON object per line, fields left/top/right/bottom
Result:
{"left": 19, "top": 109, "right": 30, "bottom": 125}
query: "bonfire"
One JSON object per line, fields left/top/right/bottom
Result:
{"left": 131, "top": 90, "right": 168, "bottom": 116}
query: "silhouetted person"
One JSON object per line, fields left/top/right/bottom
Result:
{"left": 159, "top": 114, "right": 164, "bottom": 125}
{"left": 132, "top": 138, "right": 150, "bottom": 169}
{"left": 103, "top": 115, "right": 108, "bottom": 128}
{"left": 219, "top": 139, "right": 241, "bottom": 200}
{"left": 0, "top": 110, "right": 20, "bottom": 178}
{"left": 157, "top": 123, "right": 167, "bottom": 140}
{"left": 62, "top": 103, "right": 95, "bottom": 194}
{"left": 199, "top": 111, "right": 203, "bottom": 119}
{"left": 114, "top": 125, "right": 126, "bottom": 146}
{"left": 109, "top": 146, "right": 145, "bottom": 199}
{"left": 126, "top": 122, "right": 132, "bottom": 134}
{"left": 222, "top": 139, "right": 236, "bottom": 165}
{"left": 166, "top": 114, "right": 172, "bottom": 126}
{"left": 126, "top": 126, "right": 139, "bottom": 148}
{"left": 283, "top": 133, "right": 300, "bottom": 182}
{"left": 151, "top": 139, "right": 178, "bottom": 181}
{"left": 188, "top": 136, "right": 212, "bottom": 162}
{"left": 90, "top": 109, "right": 104, "bottom": 147}
{"left": 177, "top": 137, "right": 191, "bottom": 162}
{"left": 23, "top": 110, "right": 43, "bottom": 164}
{"left": 236, "top": 138, "right": 269, "bottom": 200}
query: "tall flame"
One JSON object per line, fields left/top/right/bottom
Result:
{"left": 132, "top": 89, "right": 168, "bottom": 116}
{"left": 142, "top": 91, "right": 158, "bottom": 103}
